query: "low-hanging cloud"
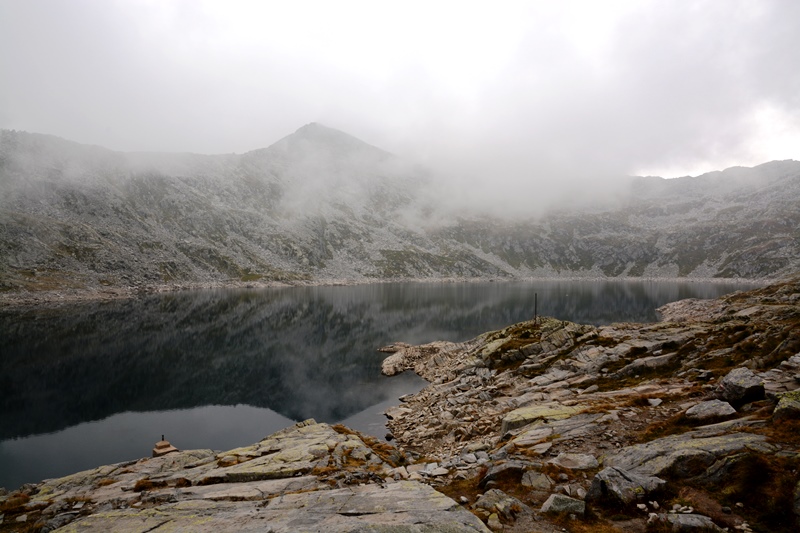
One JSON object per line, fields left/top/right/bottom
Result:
{"left": 1, "top": 0, "right": 799, "bottom": 215}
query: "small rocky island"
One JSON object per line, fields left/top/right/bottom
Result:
{"left": 1, "top": 278, "right": 799, "bottom": 532}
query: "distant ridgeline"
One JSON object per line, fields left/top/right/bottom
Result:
{"left": 1, "top": 124, "right": 799, "bottom": 292}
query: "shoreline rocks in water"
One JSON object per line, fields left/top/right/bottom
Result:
{"left": 1, "top": 276, "right": 799, "bottom": 532}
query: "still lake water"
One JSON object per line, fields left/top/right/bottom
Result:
{"left": 0, "top": 279, "right": 758, "bottom": 490}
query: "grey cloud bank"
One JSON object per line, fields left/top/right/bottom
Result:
{"left": 1, "top": 0, "right": 799, "bottom": 190}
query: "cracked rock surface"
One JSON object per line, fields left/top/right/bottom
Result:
{"left": 0, "top": 420, "right": 489, "bottom": 532}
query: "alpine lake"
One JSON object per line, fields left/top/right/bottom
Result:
{"left": 0, "top": 279, "right": 761, "bottom": 490}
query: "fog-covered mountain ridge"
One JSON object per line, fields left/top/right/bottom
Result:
{"left": 1, "top": 124, "right": 798, "bottom": 293}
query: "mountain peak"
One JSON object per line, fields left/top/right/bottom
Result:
{"left": 291, "top": 122, "right": 365, "bottom": 146}
{"left": 294, "top": 122, "right": 330, "bottom": 134}
{"left": 260, "top": 122, "right": 390, "bottom": 161}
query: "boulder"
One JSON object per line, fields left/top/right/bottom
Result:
{"left": 617, "top": 353, "right": 677, "bottom": 376}
{"left": 718, "top": 367, "right": 765, "bottom": 405}
{"left": 540, "top": 493, "right": 585, "bottom": 516}
{"left": 522, "top": 471, "right": 553, "bottom": 492}
{"left": 684, "top": 400, "right": 736, "bottom": 421}
{"left": 548, "top": 453, "right": 599, "bottom": 471}
{"left": 486, "top": 513, "right": 503, "bottom": 531}
{"left": 475, "top": 489, "right": 532, "bottom": 521}
{"left": 479, "top": 460, "right": 527, "bottom": 488}
{"left": 384, "top": 406, "right": 413, "bottom": 420}
{"left": 773, "top": 390, "right": 800, "bottom": 420}
{"left": 500, "top": 403, "right": 581, "bottom": 434}
{"left": 664, "top": 512, "right": 721, "bottom": 531}
{"left": 603, "top": 431, "right": 774, "bottom": 478}
{"left": 381, "top": 351, "right": 408, "bottom": 376}
{"left": 586, "top": 467, "right": 666, "bottom": 505}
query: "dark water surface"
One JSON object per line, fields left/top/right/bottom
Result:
{"left": 0, "top": 279, "right": 758, "bottom": 489}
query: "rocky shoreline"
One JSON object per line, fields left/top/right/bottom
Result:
{"left": 0, "top": 275, "right": 767, "bottom": 308}
{"left": 377, "top": 277, "right": 800, "bottom": 532}
{"left": 1, "top": 277, "right": 798, "bottom": 532}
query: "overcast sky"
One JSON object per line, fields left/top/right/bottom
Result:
{"left": 2, "top": 0, "right": 799, "bottom": 184}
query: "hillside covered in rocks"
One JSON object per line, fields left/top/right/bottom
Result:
{"left": 1, "top": 277, "right": 798, "bottom": 532}
{"left": 2, "top": 124, "right": 799, "bottom": 299}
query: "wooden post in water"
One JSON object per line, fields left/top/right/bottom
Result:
{"left": 534, "top": 293, "right": 538, "bottom": 325}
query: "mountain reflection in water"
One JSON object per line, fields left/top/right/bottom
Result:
{"left": 0, "top": 280, "right": 757, "bottom": 489}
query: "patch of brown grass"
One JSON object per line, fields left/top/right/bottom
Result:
{"left": 332, "top": 424, "right": 403, "bottom": 467}
{"left": 331, "top": 424, "right": 357, "bottom": 436}
{"left": 133, "top": 478, "right": 168, "bottom": 492}
{"left": 311, "top": 457, "right": 338, "bottom": 477}
{"left": 671, "top": 487, "right": 743, "bottom": 532}
{"left": 0, "top": 492, "right": 30, "bottom": 514}
{"left": 623, "top": 395, "right": 657, "bottom": 408}
{"left": 196, "top": 476, "right": 223, "bottom": 487}
{"left": 765, "top": 418, "right": 800, "bottom": 446}
{"left": 436, "top": 472, "right": 482, "bottom": 505}
{"left": 641, "top": 413, "right": 695, "bottom": 440}
{"left": 516, "top": 446, "right": 549, "bottom": 459}
{"left": 594, "top": 360, "right": 683, "bottom": 392}
{"left": 693, "top": 453, "right": 800, "bottom": 533}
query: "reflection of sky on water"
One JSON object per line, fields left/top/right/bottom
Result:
{"left": 0, "top": 372, "right": 422, "bottom": 491}
{"left": 0, "top": 405, "right": 294, "bottom": 491}
{"left": 0, "top": 280, "right": 758, "bottom": 490}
